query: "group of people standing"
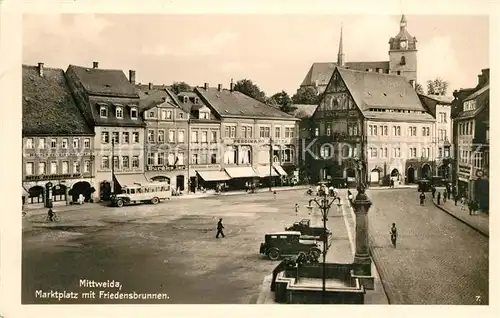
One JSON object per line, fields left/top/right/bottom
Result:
{"left": 430, "top": 184, "right": 479, "bottom": 216}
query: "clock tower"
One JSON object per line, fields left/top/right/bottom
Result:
{"left": 388, "top": 14, "right": 417, "bottom": 86}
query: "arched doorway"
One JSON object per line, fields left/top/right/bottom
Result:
{"left": 100, "top": 181, "right": 111, "bottom": 201}
{"left": 370, "top": 169, "right": 380, "bottom": 184}
{"left": 176, "top": 175, "right": 185, "bottom": 191}
{"left": 28, "top": 185, "right": 44, "bottom": 204}
{"left": 52, "top": 184, "right": 67, "bottom": 202}
{"left": 151, "top": 176, "right": 170, "bottom": 183}
{"left": 70, "top": 181, "right": 93, "bottom": 202}
{"left": 421, "top": 164, "right": 431, "bottom": 179}
{"left": 407, "top": 167, "right": 415, "bottom": 183}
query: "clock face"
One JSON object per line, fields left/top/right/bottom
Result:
{"left": 400, "top": 41, "right": 407, "bottom": 48}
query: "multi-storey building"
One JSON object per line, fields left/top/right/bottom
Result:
{"left": 291, "top": 104, "right": 319, "bottom": 182}
{"left": 137, "top": 83, "right": 190, "bottom": 191}
{"left": 65, "top": 62, "right": 146, "bottom": 201}
{"left": 453, "top": 69, "right": 489, "bottom": 211}
{"left": 307, "top": 67, "right": 435, "bottom": 186}
{"left": 22, "top": 63, "right": 95, "bottom": 207}
{"left": 418, "top": 94, "right": 454, "bottom": 180}
{"left": 300, "top": 15, "right": 418, "bottom": 94}
{"left": 190, "top": 82, "right": 299, "bottom": 191}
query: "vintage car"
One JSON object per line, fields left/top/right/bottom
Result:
{"left": 284, "top": 219, "right": 332, "bottom": 245}
{"left": 259, "top": 231, "right": 322, "bottom": 261}
{"left": 417, "top": 179, "right": 432, "bottom": 192}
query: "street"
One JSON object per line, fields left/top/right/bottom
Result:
{"left": 22, "top": 188, "right": 489, "bottom": 304}
{"left": 367, "top": 188, "right": 489, "bottom": 305}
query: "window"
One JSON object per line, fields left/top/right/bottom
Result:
{"left": 421, "top": 148, "right": 430, "bottom": 158}
{"left": 149, "top": 111, "right": 156, "bottom": 118}
{"left": 62, "top": 161, "right": 69, "bottom": 174}
{"left": 393, "top": 147, "right": 401, "bottom": 158}
{"left": 62, "top": 138, "right": 68, "bottom": 149}
{"left": 113, "top": 156, "right": 119, "bottom": 169}
{"left": 132, "top": 156, "right": 139, "bottom": 168}
{"left": 373, "top": 125, "right": 378, "bottom": 136}
{"left": 439, "top": 129, "right": 445, "bottom": 141}
{"left": 225, "top": 126, "right": 230, "bottom": 138}
{"left": 211, "top": 153, "right": 217, "bottom": 164}
{"left": 132, "top": 132, "right": 139, "bottom": 143}
{"left": 326, "top": 125, "right": 331, "bottom": 136}
{"left": 259, "top": 127, "right": 270, "bottom": 138}
{"left": 38, "top": 162, "right": 46, "bottom": 175}
{"left": 73, "top": 161, "right": 80, "bottom": 173}
{"left": 397, "top": 71, "right": 401, "bottom": 75}
{"left": 147, "top": 153, "right": 155, "bottom": 165}
{"left": 167, "top": 110, "right": 172, "bottom": 119}
{"left": 422, "top": 127, "right": 430, "bottom": 137}
{"left": 178, "top": 112, "right": 184, "bottom": 119}
{"left": 384, "top": 148, "right": 388, "bottom": 158}
{"left": 39, "top": 138, "right": 46, "bottom": 149}
{"left": 200, "top": 112, "right": 209, "bottom": 119}
{"left": 211, "top": 131, "right": 217, "bottom": 142}
{"left": 51, "top": 138, "right": 57, "bottom": 148}
{"left": 50, "top": 161, "right": 57, "bottom": 174}
{"left": 100, "top": 106, "right": 108, "bottom": 117}
{"left": 247, "top": 127, "right": 253, "bottom": 138}
{"left": 230, "top": 127, "right": 236, "bottom": 138}
{"left": 191, "top": 131, "right": 198, "bottom": 142}
{"left": 285, "top": 127, "right": 295, "bottom": 138}
{"left": 157, "top": 153, "right": 165, "bottom": 165}
{"left": 409, "top": 148, "right": 417, "bottom": 158}
{"left": 84, "top": 160, "right": 91, "bottom": 173}
{"left": 167, "top": 153, "right": 175, "bottom": 165}
{"left": 192, "top": 154, "right": 199, "bottom": 164}
{"left": 369, "top": 125, "right": 373, "bottom": 136}
{"left": 122, "top": 156, "right": 129, "bottom": 169}
{"left": 26, "top": 138, "right": 33, "bottom": 149}
{"left": 370, "top": 148, "right": 377, "bottom": 158}
{"left": 438, "top": 147, "right": 443, "bottom": 158}
{"left": 473, "top": 152, "right": 483, "bottom": 169}
{"left": 409, "top": 126, "right": 417, "bottom": 136}
{"left": 320, "top": 145, "right": 332, "bottom": 158}
{"left": 201, "top": 131, "right": 208, "bottom": 143}
{"left": 101, "top": 156, "right": 109, "bottom": 169}
{"left": 177, "top": 153, "right": 184, "bottom": 165}
{"left": 400, "top": 56, "right": 406, "bottom": 65}
{"left": 130, "top": 108, "right": 138, "bottom": 119}
{"left": 314, "top": 127, "right": 319, "bottom": 137}
{"left": 122, "top": 132, "right": 129, "bottom": 144}
{"left": 275, "top": 127, "right": 281, "bottom": 138}
{"left": 160, "top": 110, "right": 167, "bottom": 120}
{"left": 84, "top": 138, "right": 91, "bottom": 148}
{"left": 178, "top": 130, "right": 185, "bottom": 143}
{"left": 112, "top": 132, "right": 119, "bottom": 144}
{"left": 101, "top": 132, "right": 109, "bottom": 144}
{"left": 116, "top": 106, "right": 123, "bottom": 119}
{"left": 158, "top": 130, "right": 165, "bottom": 143}
{"left": 148, "top": 130, "right": 155, "bottom": 143}
{"left": 26, "top": 162, "right": 34, "bottom": 175}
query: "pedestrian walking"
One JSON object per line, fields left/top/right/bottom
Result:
{"left": 294, "top": 203, "right": 299, "bottom": 215}
{"left": 454, "top": 195, "right": 458, "bottom": 206}
{"left": 437, "top": 192, "right": 441, "bottom": 205}
{"left": 468, "top": 200, "right": 473, "bottom": 216}
{"left": 419, "top": 191, "right": 425, "bottom": 205}
{"left": 216, "top": 218, "right": 225, "bottom": 238}
{"left": 443, "top": 190, "right": 447, "bottom": 203}
{"left": 273, "top": 190, "right": 277, "bottom": 199}
{"left": 431, "top": 186, "right": 436, "bottom": 199}
{"left": 390, "top": 223, "right": 398, "bottom": 248}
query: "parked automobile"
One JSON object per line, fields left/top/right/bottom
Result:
{"left": 429, "top": 176, "right": 447, "bottom": 188}
{"left": 284, "top": 219, "right": 332, "bottom": 245}
{"left": 417, "top": 179, "right": 432, "bottom": 192}
{"left": 259, "top": 231, "right": 322, "bottom": 261}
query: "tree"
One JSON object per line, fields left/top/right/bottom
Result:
{"left": 292, "top": 86, "right": 319, "bottom": 104}
{"left": 415, "top": 82, "right": 424, "bottom": 94}
{"left": 426, "top": 78, "right": 449, "bottom": 96}
{"left": 269, "top": 90, "right": 297, "bottom": 113}
{"left": 171, "top": 81, "right": 191, "bottom": 94}
{"left": 233, "top": 79, "right": 266, "bottom": 102}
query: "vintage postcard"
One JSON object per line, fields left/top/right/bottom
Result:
{"left": 0, "top": 0, "right": 497, "bottom": 317}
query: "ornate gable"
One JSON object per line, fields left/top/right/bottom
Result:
{"left": 325, "top": 70, "right": 347, "bottom": 93}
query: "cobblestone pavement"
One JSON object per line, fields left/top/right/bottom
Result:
{"left": 22, "top": 189, "right": 353, "bottom": 304}
{"left": 431, "top": 198, "right": 489, "bottom": 236}
{"left": 366, "top": 189, "right": 489, "bottom": 305}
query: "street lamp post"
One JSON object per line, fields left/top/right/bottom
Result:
{"left": 111, "top": 139, "right": 115, "bottom": 195}
{"left": 269, "top": 138, "right": 273, "bottom": 192}
{"left": 306, "top": 193, "right": 336, "bottom": 304}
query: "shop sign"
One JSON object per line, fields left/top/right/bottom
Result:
{"left": 457, "top": 165, "right": 472, "bottom": 180}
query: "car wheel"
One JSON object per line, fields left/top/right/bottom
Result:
{"left": 268, "top": 248, "right": 281, "bottom": 261}
{"left": 309, "top": 248, "right": 321, "bottom": 259}
{"left": 116, "top": 199, "right": 124, "bottom": 207}
{"left": 151, "top": 197, "right": 159, "bottom": 205}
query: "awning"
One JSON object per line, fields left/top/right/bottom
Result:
{"left": 256, "top": 165, "right": 280, "bottom": 177}
{"left": 273, "top": 164, "right": 288, "bottom": 176}
{"left": 224, "top": 167, "right": 258, "bottom": 178}
{"left": 114, "top": 173, "right": 150, "bottom": 187}
{"left": 197, "top": 170, "right": 231, "bottom": 181}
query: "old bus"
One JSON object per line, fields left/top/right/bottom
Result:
{"left": 111, "top": 182, "right": 171, "bottom": 207}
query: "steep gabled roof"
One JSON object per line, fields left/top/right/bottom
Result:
{"left": 136, "top": 84, "right": 179, "bottom": 111}
{"left": 67, "top": 65, "right": 139, "bottom": 98}
{"left": 22, "top": 65, "right": 93, "bottom": 136}
{"left": 195, "top": 87, "right": 297, "bottom": 120}
{"left": 456, "top": 84, "right": 489, "bottom": 120}
{"left": 291, "top": 104, "right": 318, "bottom": 119}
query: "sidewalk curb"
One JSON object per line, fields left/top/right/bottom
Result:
{"left": 432, "top": 201, "right": 488, "bottom": 238}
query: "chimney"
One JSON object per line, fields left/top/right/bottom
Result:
{"left": 129, "top": 70, "right": 136, "bottom": 84}
{"left": 230, "top": 78, "right": 234, "bottom": 92}
{"left": 218, "top": 84, "right": 222, "bottom": 91}
{"left": 38, "top": 62, "right": 44, "bottom": 77}
{"left": 149, "top": 82, "right": 153, "bottom": 90}
{"left": 204, "top": 82, "right": 209, "bottom": 90}
{"left": 93, "top": 61, "right": 99, "bottom": 69}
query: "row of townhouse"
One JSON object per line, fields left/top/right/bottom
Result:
{"left": 451, "top": 69, "right": 489, "bottom": 211}
{"left": 22, "top": 62, "right": 299, "bottom": 206}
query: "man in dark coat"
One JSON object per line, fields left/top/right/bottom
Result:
{"left": 431, "top": 186, "right": 436, "bottom": 199}
{"left": 216, "top": 218, "right": 225, "bottom": 238}
{"left": 437, "top": 192, "right": 441, "bottom": 205}
{"left": 419, "top": 191, "right": 426, "bottom": 205}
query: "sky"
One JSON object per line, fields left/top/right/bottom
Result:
{"left": 22, "top": 14, "right": 489, "bottom": 97}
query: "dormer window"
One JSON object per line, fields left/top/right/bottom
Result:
{"left": 183, "top": 96, "right": 188, "bottom": 103}
{"left": 199, "top": 111, "right": 209, "bottom": 119}
{"left": 194, "top": 97, "right": 199, "bottom": 104}
{"left": 130, "top": 107, "right": 138, "bottom": 119}
{"left": 100, "top": 105, "right": 108, "bottom": 118}
{"left": 149, "top": 111, "right": 156, "bottom": 118}
{"left": 115, "top": 106, "right": 123, "bottom": 119}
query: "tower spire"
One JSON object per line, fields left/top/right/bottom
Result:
{"left": 337, "top": 23, "right": 345, "bottom": 67}
{"left": 400, "top": 14, "right": 407, "bottom": 30}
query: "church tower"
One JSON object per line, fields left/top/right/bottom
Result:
{"left": 337, "top": 25, "right": 345, "bottom": 67}
{"left": 388, "top": 14, "right": 417, "bottom": 87}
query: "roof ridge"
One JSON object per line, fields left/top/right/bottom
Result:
{"left": 68, "top": 64, "right": 126, "bottom": 72}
